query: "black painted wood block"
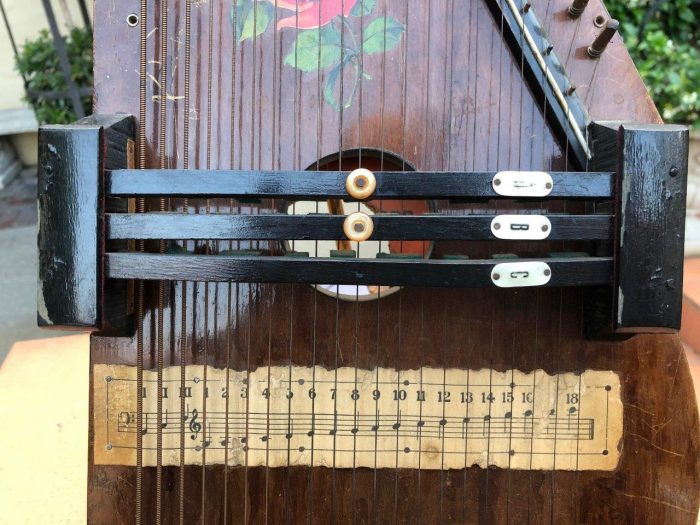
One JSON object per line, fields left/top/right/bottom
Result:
{"left": 589, "top": 121, "right": 688, "bottom": 334}
{"left": 37, "top": 114, "right": 134, "bottom": 334}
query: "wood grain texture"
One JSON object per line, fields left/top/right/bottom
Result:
{"left": 106, "top": 169, "right": 615, "bottom": 199}
{"left": 88, "top": 0, "right": 700, "bottom": 523}
{"left": 37, "top": 115, "right": 133, "bottom": 334}
{"left": 105, "top": 213, "right": 613, "bottom": 241}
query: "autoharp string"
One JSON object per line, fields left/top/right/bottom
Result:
{"left": 282, "top": 1, "right": 294, "bottom": 519}
{"left": 154, "top": 0, "right": 170, "bottom": 522}
{"left": 415, "top": 3, "right": 431, "bottom": 518}
{"left": 462, "top": 1, "right": 478, "bottom": 519}
{"left": 135, "top": 0, "right": 149, "bottom": 522}
{"left": 481, "top": 0, "right": 507, "bottom": 518}
{"left": 222, "top": 0, "right": 241, "bottom": 520}
{"left": 392, "top": 0, "right": 409, "bottom": 519}
{"left": 560, "top": 2, "right": 594, "bottom": 516}
{"left": 307, "top": 2, "right": 324, "bottom": 522}
{"left": 372, "top": 0, "right": 389, "bottom": 518}
{"left": 523, "top": 1, "right": 553, "bottom": 520}
{"left": 331, "top": 1, "right": 346, "bottom": 521}
{"left": 439, "top": 1, "right": 456, "bottom": 518}
{"left": 506, "top": 0, "right": 529, "bottom": 519}
{"left": 351, "top": 0, "right": 366, "bottom": 517}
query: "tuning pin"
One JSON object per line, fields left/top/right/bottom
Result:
{"left": 568, "top": 0, "right": 589, "bottom": 18}
{"left": 522, "top": 2, "right": 532, "bottom": 13}
{"left": 588, "top": 19, "right": 619, "bottom": 58}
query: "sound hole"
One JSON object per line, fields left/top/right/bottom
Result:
{"left": 284, "top": 150, "right": 432, "bottom": 302}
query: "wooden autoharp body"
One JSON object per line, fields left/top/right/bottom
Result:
{"left": 37, "top": 0, "right": 699, "bottom": 523}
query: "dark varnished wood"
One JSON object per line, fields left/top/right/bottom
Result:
{"left": 87, "top": 0, "right": 700, "bottom": 523}
{"left": 590, "top": 121, "right": 688, "bottom": 333}
{"left": 105, "top": 253, "right": 613, "bottom": 287}
{"left": 37, "top": 114, "right": 133, "bottom": 333}
{"left": 107, "top": 169, "right": 615, "bottom": 199}
{"left": 613, "top": 124, "right": 687, "bottom": 332}
{"left": 106, "top": 212, "right": 613, "bottom": 241}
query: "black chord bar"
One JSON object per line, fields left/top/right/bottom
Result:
{"left": 106, "top": 170, "right": 614, "bottom": 199}
{"left": 105, "top": 253, "right": 613, "bottom": 287}
{"left": 105, "top": 213, "right": 613, "bottom": 241}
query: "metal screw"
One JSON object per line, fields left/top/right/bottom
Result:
{"left": 127, "top": 13, "right": 139, "bottom": 26}
{"left": 494, "top": 178, "right": 501, "bottom": 186}
{"left": 494, "top": 223, "right": 501, "bottom": 230}
{"left": 545, "top": 182, "right": 553, "bottom": 190}
{"left": 106, "top": 443, "right": 113, "bottom": 450}
{"left": 493, "top": 273, "right": 501, "bottom": 281}
{"left": 544, "top": 269, "right": 551, "bottom": 277}
{"left": 669, "top": 166, "right": 679, "bottom": 178}
{"left": 588, "top": 19, "right": 619, "bottom": 58}
{"left": 195, "top": 445, "right": 202, "bottom": 452}
{"left": 568, "top": 0, "right": 589, "bottom": 18}
{"left": 542, "top": 225, "right": 549, "bottom": 232}
{"left": 105, "top": 376, "right": 112, "bottom": 382}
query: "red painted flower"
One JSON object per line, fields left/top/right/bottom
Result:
{"left": 271, "top": 0, "right": 359, "bottom": 30}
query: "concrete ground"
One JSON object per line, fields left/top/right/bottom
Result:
{"left": 0, "top": 225, "right": 67, "bottom": 362}
{"left": 0, "top": 169, "right": 71, "bottom": 364}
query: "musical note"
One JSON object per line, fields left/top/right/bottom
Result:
{"left": 482, "top": 415, "right": 491, "bottom": 436}
{"left": 97, "top": 364, "right": 616, "bottom": 471}
{"left": 203, "top": 423, "right": 212, "bottom": 448}
{"left": 393, "top": 412, "right": 402, "bottom": 430}
{"left": 329, "top": 411, "right": 338, "bottom": 435}
{"left": 189, "top": 409, "right": 201, "bottom": 440}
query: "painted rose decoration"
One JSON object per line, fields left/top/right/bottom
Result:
{"left": 232, "top": 0, "right": 405, "bottom": 109}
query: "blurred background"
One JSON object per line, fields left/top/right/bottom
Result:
{"left": 0, "top": 0, "right": 698, "bottom": 522}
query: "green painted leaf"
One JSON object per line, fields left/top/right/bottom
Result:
{"left": 323, "top": 62, "right": 344, "bottom": 109}
{"left": 284, "top": 25, "right": 342, "bottom": 72}
{"left": 350, "top": 0, "right": 376, "bottom": 17}
{"left": 362, "top": 16, "right": 404, "bottom": 55}
{"left": 239, "top": 1, "right": 273, "bottom": 42}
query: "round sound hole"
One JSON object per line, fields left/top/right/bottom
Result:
{"left": 284, "top": 150, "right": 432, "bottom": 302}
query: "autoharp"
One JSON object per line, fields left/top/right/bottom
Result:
{"left": 37, "top": 0, "right": 698, "bottom": 523}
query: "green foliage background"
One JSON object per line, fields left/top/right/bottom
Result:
{"left": 15, "top": 28, "right": 93, "bottom": 125}
{"left": 606, "top": 0, "right": 699, "bottom": 128}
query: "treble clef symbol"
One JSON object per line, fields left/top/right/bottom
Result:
{"left": 189, "top": 408, "right": 202, "bottom": 440}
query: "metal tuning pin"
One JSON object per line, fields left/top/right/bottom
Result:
{"left": 588, "top": 19, "right": 619, "bottom": 58}
{"left": 343, "top": 212, "right": 374, "bottom": 243}
{"left": 345, "top": 168, "right": 377, "bottom": 200}
{"left": 568, "top": 0, "right": 589, "bottom": 19}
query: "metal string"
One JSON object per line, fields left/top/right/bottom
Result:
{"left": 482, "top": 1, "right": 507, "bottom": 518}
{"left": 438, "top": 1, "right": 456, "bottom": 519}
{"left": 155, "top": 0, "right": 170, "bottom": 521}
{"left": 178, "top": 2, "right": 192, "bottom": 523}
{"left": 549, "top": 1, "right": 578, "bottom": 519}
{"left": 307, "top": 2, "right": 324, "bottom": 522}
{"left": 222, "top": 0, "right": 240, "bottom": 520}
{"left": 415, "top": 3, "right": 432, "bottom": 516}
{"left": 461, "top": 0, "right": 479, "bottom": 519}
{"left": 393, "top": 0, "right": 410, "bottom": 520}
{"left": 372, "top": 1, "right": 388, "bottom": 520}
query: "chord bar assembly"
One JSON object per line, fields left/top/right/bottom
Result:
{"left": 37, "top": 114, "right": 688, "bottom": 338}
